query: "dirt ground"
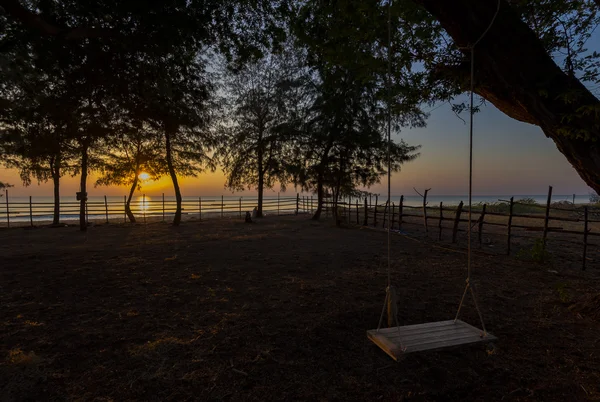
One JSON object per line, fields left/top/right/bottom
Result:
{"left": 1, "top": 216, "right": 600, "bottom": 401}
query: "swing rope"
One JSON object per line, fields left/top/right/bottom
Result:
{"left": 454, "top": 0, "right": 501, "bottom": 336}
{"left": 386, "top": 0, "right": 393, "bottom": 291}
{"left": 377, "top": 0, "right": 402, "bottom": 344}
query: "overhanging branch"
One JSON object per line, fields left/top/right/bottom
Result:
{"left": 432, "top": 61, "right": 538, "bottom": 126}
{"left": 0, "top": 0, "right": 114, "bottom": 39}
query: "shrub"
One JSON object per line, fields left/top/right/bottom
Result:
{"left": 516, "top": 238, "right": 551, "bottom": 263}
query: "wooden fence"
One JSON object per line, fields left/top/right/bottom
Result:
{"left": 322, "top": 187, "right": 599, "bottom": 270}
{"left": 4, "top": 186, "right": 597, "bottom": 269}
{"left": 0, "top": 191, "right": 316, "bottom": 227}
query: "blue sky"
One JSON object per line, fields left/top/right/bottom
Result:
{"left": 370, "top": 99, "right": 592, "bottom": 197}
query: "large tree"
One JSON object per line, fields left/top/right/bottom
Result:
{"left": 0, "top": 115, "right": 75, "bottom": 226}
{"left": 289, "top": 66, "right": 421, "bottom": 220}
{"left": 218, "top": 48, "right": 310, "bottom": 217}
{"left": 1, "top": 0, "right": 291, "bottom": 228}
{"left": 0, "top": 22, "right": 80, "bottom": 226}
{"left": 413, "top": 0, "right": 600, "bottom": 192}
{"left": 95, "top": 124, "right": 164, "bottom": 223}
{"left": 295, "top": 0, "right": 600, "bottom": 193}
{"left": 129, "top": 49, "right": 217, "bottom": 226}
{"left": 292, "top": 1, "right": 431, "bottom": 219}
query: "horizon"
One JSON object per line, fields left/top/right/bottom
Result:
{"left": 1, "top": 101, "right": 592, "bottom": 198}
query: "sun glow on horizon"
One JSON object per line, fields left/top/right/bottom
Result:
{"left": 138, "top": 172, "right": 150, "bottom": 180}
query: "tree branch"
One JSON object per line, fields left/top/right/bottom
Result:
{"left": 413, "top": 187, "right": 431, "bottom": 198}
{"left": 432, "top": 62, "right": 538, "bottom": 125}
{"left": 0, "top": 0, "right": 114, "bottom": 39}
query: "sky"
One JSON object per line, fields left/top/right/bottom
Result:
{"left": 0, "top": 99, "right": 591, "bottom": 199}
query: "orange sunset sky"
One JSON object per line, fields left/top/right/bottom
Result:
{"left": 0, "top": 103, "right": 592, "bottom": 198}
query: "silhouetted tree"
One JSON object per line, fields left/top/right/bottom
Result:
{"left": 218, "top": 48, "right": 311, "bottom": 217}
{"left": 1, "top": 0, "right": 290, "bottom": 228}
{"left": 288, "top": 67, "right": 420, "bottom": 220}
{"left": 295, "top": 0, "right": 600, "bottom": 193}
{"left": 95, "top": 124, "right": 165, "bottom": 223}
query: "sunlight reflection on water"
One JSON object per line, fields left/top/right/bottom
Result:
{"left": 136, "top": 195, "right": 151, "bottom": 213}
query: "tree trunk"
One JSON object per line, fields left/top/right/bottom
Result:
{"left": 257, "top": 171, "right": 264, "bottom": 218}
{"left": 79, "top": 143, "right": 88, "bottom": 232}
{"left": 312, "top": 172, "right": 324, "bottom": 220}
{"left": 332, "top": 185, "right": 340, "bottom": 226}
{"left": 51, "top": 157, "right": 60, "bottom": 226}
{"left": 126, "top": 174, "right": 138, "bottom": 223}
{"left": 165, "top": 128, "right": 182, "bottom": 226}
{"left": 333, "top": 159, "right": 344, "bottom": 227}
{"left": 256, "top": 127, "right": 265, "bottom": 218}
{"left": 417, "top": 0, "right": 600, "bottom": 194}
{"left": 311, "top": 141, "right": 334, "bottom": 221}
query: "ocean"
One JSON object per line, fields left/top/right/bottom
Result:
{"left": 0, "top": 193, "right": 588, "bottom": 224}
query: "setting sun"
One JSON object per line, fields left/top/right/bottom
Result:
{"left": 138, "top": 172, "right": 150, "bottom": 180}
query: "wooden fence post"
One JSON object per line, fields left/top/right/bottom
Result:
{"left": 399, "top": 195, "right": 404, "bottom": 230}
{"left": 478, "top": 204, "right": 487, "bottom": 248}
{"left": 5, "top": 189, "right": 9, "bottom": 228}
{"left": 347, "top": 197, "right": 351, "bottom": 224}
{"left": 199, "top": 197, "right": 202, "bottom": 221}
{"left": 296, "top": 193, "right": 299, "bottom": 215}
{"left": 383, "top": 200, "right": 389, "bottom": 229}
{"left": 277, "top": 192, "right": 280, "bottom": 216}
{"left": 162, "top": 193, "right": 165, "bottom": 222}
{"left": 104, "top": 195, "right": 109, "bottom": 223}
{"left": 542, "top": 186, "right": 553, "bottom": 249}
{"left": 356, "top": 199, "right": 359, "bottom": 224}
{"left": 29, "top": 196, "right": 33, "bottom": 227}
{"left": 452, "top": 201, "right": 463, "bottom": 243}
{"left": 221, "top": 195, "right": 224, "bottom": 218}
{"left": 239, "top": 197, "right": 242, "bottom": 218}
{"left": 438, "top": 202, "right": 443, "bottom": 241}
{"left": 392, "top": 202, "right": 396, "bottom": 230}
{"left": 363, "top": 198, "right": 368, "bottom": 226}
{"left": 85, "top": 201, "right": 89, "bottom": 225}
{"left": 123, "top": 195, "right": 126, "bottom": 223}
{"left": 507, "top": 197, "right": 514, "bottom": 255}
{"left": 583, "top": 206, "right": 589, "bottom": 271}
{"left": 143, "top": 194, "right": 146, "bottom": 224}
{"left": 374, "top": 195, "right": 378, "bottom": 228}
{"left": 423, "top": 189, "right": 429, "bottom": 233}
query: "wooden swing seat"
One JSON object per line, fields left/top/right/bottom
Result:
{"left": 367, "top": 319, "right": 496, "bottom": 361}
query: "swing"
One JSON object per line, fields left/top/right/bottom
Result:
{"left": 367, "top": 0, "right": 500, "bottom": 360}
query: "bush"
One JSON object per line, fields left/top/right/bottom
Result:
{"left": 517, "top": 238, "right": 551, "bottom": 263}
{"left": 516, "top": 197, "right": 538, "bottom": 205}
{"left": 482, "top": 199, "right": 542, "bottom": 214}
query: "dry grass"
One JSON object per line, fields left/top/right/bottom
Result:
{"left": 6, "top": 349, "right": 42, "bottom": 366}
{"left": 1, "top": 216, "right": 599, "bottom": 400}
